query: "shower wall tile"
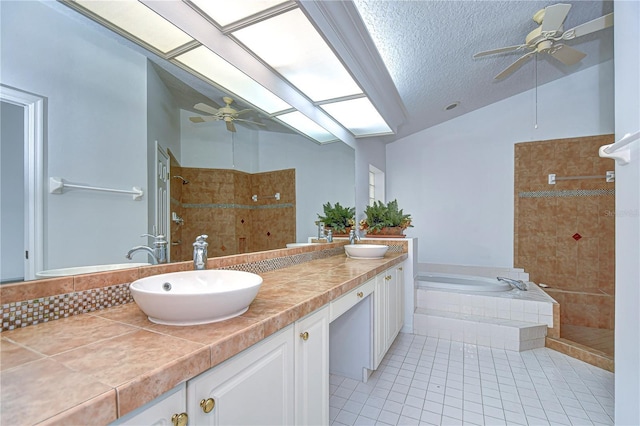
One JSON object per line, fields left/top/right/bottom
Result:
{"left": 514, "top": 134, "right": 615, "bottom": 331}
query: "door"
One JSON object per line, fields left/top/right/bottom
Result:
{"left": 0, "top": 86, "right": 44, "bottom": 281}
{"left": 155, "top": 142, "right": 169, "bottom": 258}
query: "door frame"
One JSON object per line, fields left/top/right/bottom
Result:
{"left": 0, "top": 85, "right": 45, "bottom": 280}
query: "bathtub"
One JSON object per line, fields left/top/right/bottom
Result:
{"left": 416, "top": 272, "right": 512, "bottom": 292}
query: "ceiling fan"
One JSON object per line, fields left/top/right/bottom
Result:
{"left": 474, "top": 3, "right": 613, "bottom": 80}
{"left": 189, "top": 96, "right": 265, "bottom": 132}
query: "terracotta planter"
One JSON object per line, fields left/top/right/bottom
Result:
{"left": 326, "top": 226, "right": 352, "bottom": 237}
{"left": 365, "top": 226, "right": 405, "bottom": 238}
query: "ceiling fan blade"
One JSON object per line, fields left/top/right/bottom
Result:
{"left": 194, "top": 102, "right": 220, "bottom": 115}
{"left": 189, "top": 115, "right": 218, "bottom": 123}
{"left": 226, "top": 121, "right": 236, "bottom": 132}
{"left": 473, "top": 44, "right": 528, "bottom": 58}
{"left": 562, "top": 13, "right": 613, "bottom": 40}
{"left": 541, "top": 4, "right": 572, "bottom": 33}
{"left": 549, "top": 44, "right": 586, "bottom": 66}
{"left": 494, "top": 51, "right": 536, "bottom": 80}
{"left": 235, "top": 118, "right": 266, "bottom": 126}
{"left": 234, "top": 108, "right": 253, "bottom": 116}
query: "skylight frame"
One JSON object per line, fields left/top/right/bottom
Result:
{"left": 67, "top": 0, "right": 196, "bottom": 57}
{"left": 229, "top": 8, "right": 364, "bottom": 103}
{"left": 275, "top": 111, "right": 339, "bottom": 144}
{"left": 173, "top": 45, "right": 292, "bottom": 115}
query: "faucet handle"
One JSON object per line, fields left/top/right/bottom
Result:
{"left": 141, "top": 233, "right": 167, "bottom": 245}
{"left": 194, "top": 235, "right": 208, "bottom": 246}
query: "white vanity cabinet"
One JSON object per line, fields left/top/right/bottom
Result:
{"left": 110, "top": 383, "right": 187, "bottom": 426}
{"left": 374, "top": 263, "right": 405, "bottom": 369}
{"left": 294, "top": 306, "right": 330, "bottom": 426}
{"left": 187, "top": 326, "right": 295, "bottom": 426}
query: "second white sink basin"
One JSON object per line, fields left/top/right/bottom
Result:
{"left": 344, "top": 244, "right": 389, "bottom": 259}
{"left": 129, "top": 270, "right": 263, "bottom": 326}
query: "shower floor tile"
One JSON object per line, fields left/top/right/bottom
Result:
{"left": 562, "top": 325, "right": 614, "bottom": 356}
{"left": 330, "top": 333, "right": 614, "bottom": 426}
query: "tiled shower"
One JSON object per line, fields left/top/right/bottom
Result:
{"left": 514, "top": 134, "right": 615, "bottom": 362}
{"left": 169, "top": 156, "right": 296, "bottom": 260}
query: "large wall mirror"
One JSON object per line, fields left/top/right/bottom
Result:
{"left": 0, "top": 1, "right": 355, "bottom": 283}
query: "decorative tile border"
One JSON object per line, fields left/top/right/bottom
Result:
{"left": 2, "top": 284, "right": 132, "bottom": 331}
{"left": 519, "top": 189, "right": 614, "bottom": 198}
{"left": 0, "top": 244, "right": 372, "bottom": 332}
{"left": 181, "top": 203, "right": 295, "bottom": 210}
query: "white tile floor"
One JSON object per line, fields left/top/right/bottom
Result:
{"left": 330, "top": 334, "right": 614, "bottom": 426}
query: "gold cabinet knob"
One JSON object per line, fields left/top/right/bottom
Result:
{"left": 171, "top": 412, "right": 188, "bottom": 426}
{"left": 357, "top": 291, "right": 364, "bottom": 298}
{"left": 200, "top": 398, "right": 215, "bottom": 413}
{"left": 300, "top": 331, "right": 309, "bottom": 341}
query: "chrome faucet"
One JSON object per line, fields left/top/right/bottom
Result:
{"left": 193, "top": 235, "right": 209, "bottom": 270}
{"left": 497, "top": 276, "right": 528, "bottom": 291}
{"left": 126, "top": 234, "right": 168, "bottom": 264}
{"left": 349, "top": 229, "right": 360, "bottom": 245}
{"left": 325, "top": 229, "right": 333, "bottom": 243}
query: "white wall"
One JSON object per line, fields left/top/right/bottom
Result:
{"left": 258, "top": 133, "right": 356, "bottom": 242}
{"left": 1, "top": 1, "right": 148, "bottom": 270}
{"left": 0, "top": 102, "right": 25, "bottom": 282}
{"left": 613, "top": 1, "right": 640, "bottom": 423}
{"left": 386, "top": 60, "right": 614, "bottom": 267}
{"left": 180, "top": 112, "right": 259, "bottom": 172}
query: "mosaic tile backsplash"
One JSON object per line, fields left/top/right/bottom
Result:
{"left": 514, "top": 134, "right": 615, "bottom": 330}
{"left": 1, "top": 240, "right": 407, "bottom": 332}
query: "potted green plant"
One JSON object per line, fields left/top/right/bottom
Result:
{"left": 359, "top": 199, "right": 412, "bottom": 237}
{"left": 317, "top": 202, "right": 356, "bottom": 236}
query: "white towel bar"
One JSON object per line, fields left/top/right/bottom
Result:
{"left": 49, "top": 177, "right": 143, "bottom": 200}
{"left": 599, "top": 131, "right": 640, "bottom": 165}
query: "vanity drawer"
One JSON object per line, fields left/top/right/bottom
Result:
{"left": 330, "top": 278, "right": 375, "bottom": 322}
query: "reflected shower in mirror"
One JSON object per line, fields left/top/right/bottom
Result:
{"left": 0, "top": 0, "right": 355, "bottom": 283}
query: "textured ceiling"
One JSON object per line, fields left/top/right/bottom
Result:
{"left": 351, "top": 0, "right": 614, "bottom": 142}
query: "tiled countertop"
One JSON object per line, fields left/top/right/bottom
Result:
{"left": 0, "top": 253, "right": 407, "bottom": 425}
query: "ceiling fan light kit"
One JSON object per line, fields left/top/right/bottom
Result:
{"left": 473, "top": 3, "right": 613, "bottom": 80}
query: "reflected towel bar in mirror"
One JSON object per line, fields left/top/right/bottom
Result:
{"left": 49, "top": 177, "right": 144, "bottom": 200}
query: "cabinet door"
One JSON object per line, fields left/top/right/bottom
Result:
{"left": 110, "top": 383, "right": 186, "bottom": 426}
{"left": 395, "top": 264, "right": 405, "bottom": 336}
{"left": 295, "top": 306, "right": 329, "bottom": 426}
{"left": 373, "top": 272, "right": 387, "bottom": 369}
{"left": 384, "top": 270, "right": 398, "bottom": 350}
{"left": 187, "top": 326, "right": 294, "bottom": 426}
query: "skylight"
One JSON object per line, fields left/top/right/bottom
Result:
{"left": 232, "top": 8, "right": 362, "bottom": 103}
{"left": 320, "top": 97, "right": 392, "bottom": 136}
{"left": 73, "top": 0, "right": 193, "bottom": 54}
{"left": 276, "top": 111, "right": 338, "bottom": 144}
{"left": 175, "top": 46, "right": 291, "bottom": 114}
{"left": 188, "top": 0, "right": 290, "bottom": 27}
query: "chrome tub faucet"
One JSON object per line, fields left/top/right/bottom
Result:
{"left": 497, "top": 276, "right": 528, "bottom": 291}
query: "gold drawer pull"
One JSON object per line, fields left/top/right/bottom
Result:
{"left": 300, "top": 331, "right": 309, "bottom": 341}
{"left": 200, "top": 398, "right": 215, "bottom": 413}
{"left": 357, "top": 291, "right": 364, "bottom": 298}
{"left": 171, "top": 412, "right": 189, "bottom": 426}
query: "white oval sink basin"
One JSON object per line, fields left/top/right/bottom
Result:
{"left": 344, "top": 244, "right": 389, "bottom": 259}
{"left": 129, "top": 270, "right": 263, "bottom": 326}
{"left": 36, "top": 263, "right": 150, "bottom": 277}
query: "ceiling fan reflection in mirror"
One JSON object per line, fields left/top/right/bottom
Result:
{"left": 474, "top": 3, "right": 613, "bottom": 80}
{"left": 189, "top": 96, "right": 266, "bottom": 132}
